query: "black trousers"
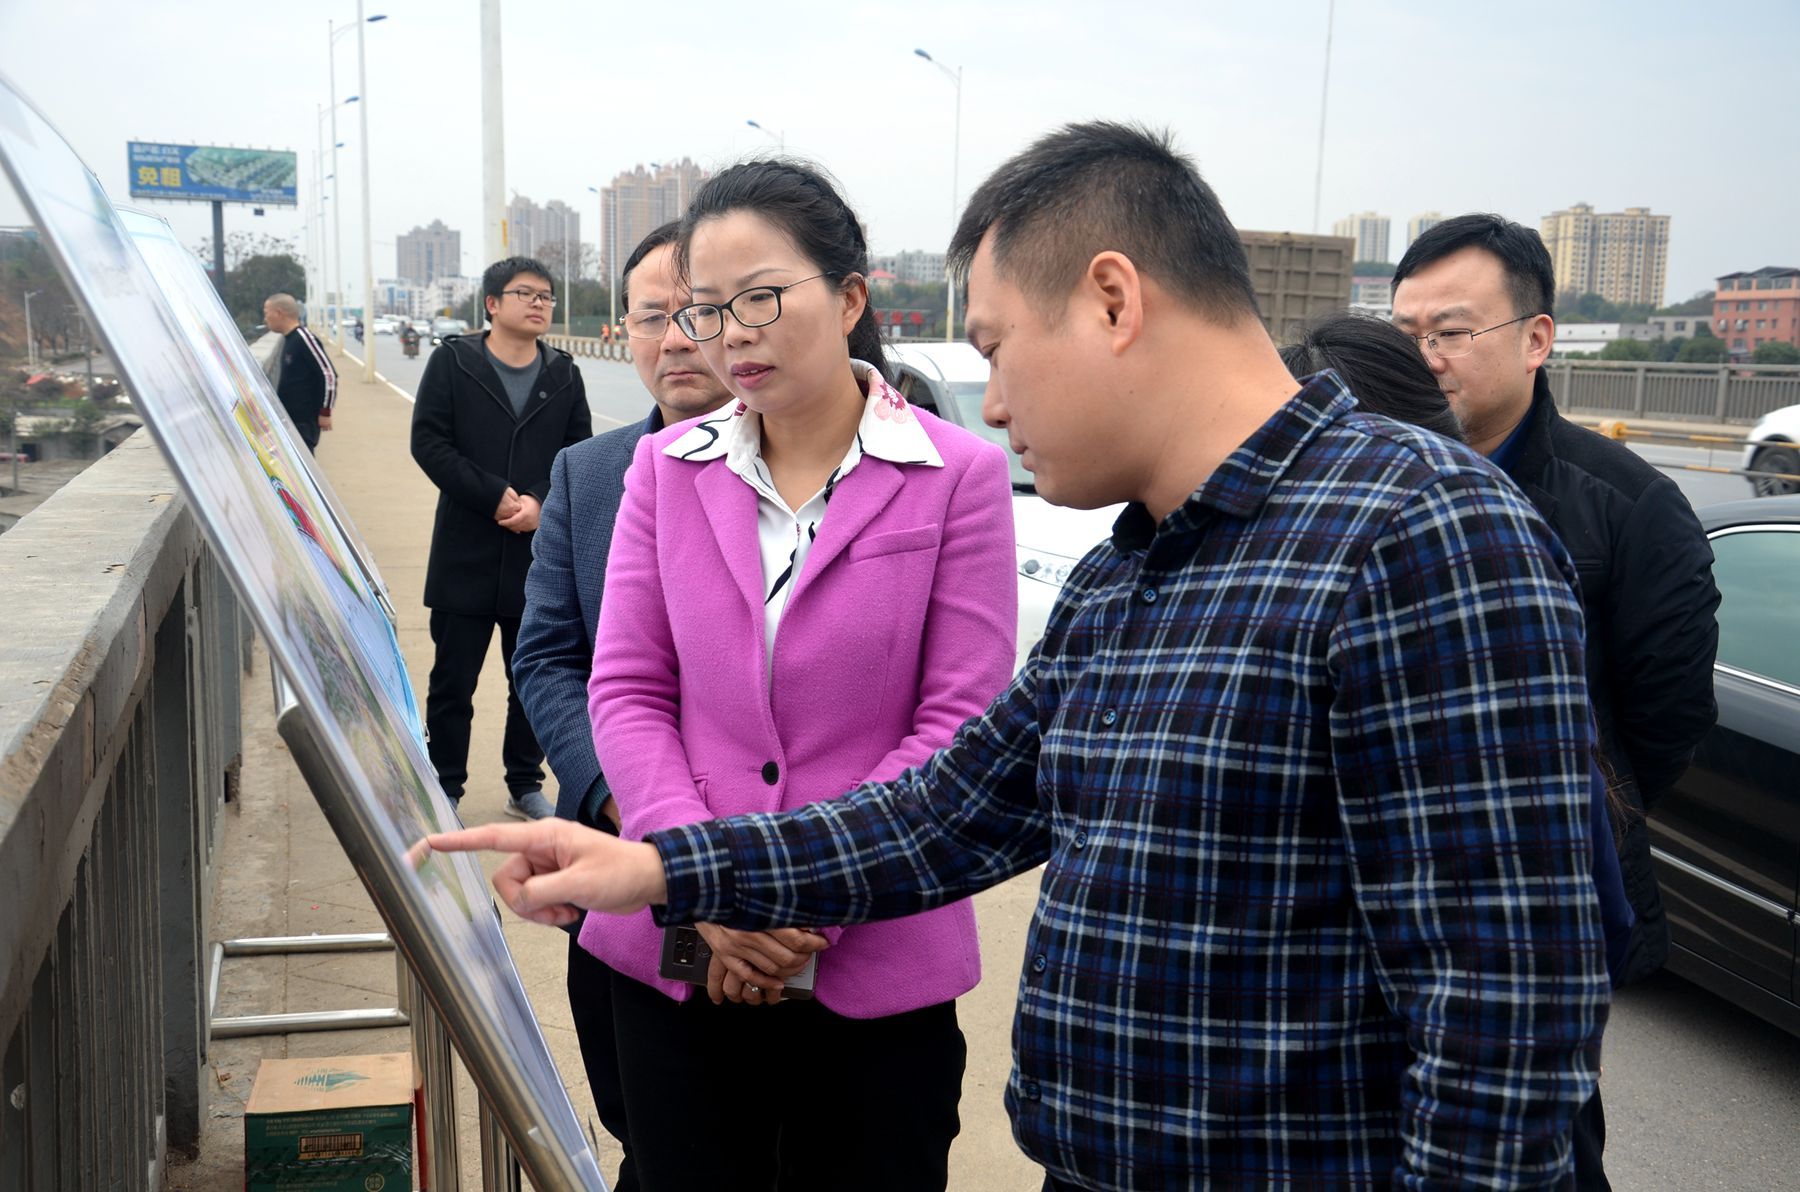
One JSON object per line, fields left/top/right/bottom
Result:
{"left": 1573, "top": 1085, "right": 1610, "bottom": 1190}
{"left": 609, "top": 970, "right": 966, "bottom": 1192}
{"left": 568, "top": 936, "right": 636, "bottom": 1191}
{"left": 294, "top": 419, "right": 319, "bottom": 453}
{"left": 424, "top": 610, "right": 544, "bottom": 802}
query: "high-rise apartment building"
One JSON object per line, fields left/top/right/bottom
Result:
{"left": 396, "top": 219, "right": 460, "bottom": 285}
{"left": 600, "top": 159, "right": 709, "bottom": 284}
{"left": 1332, "top": 212, "right": 1391, "bottom": 263}
{"left": 1406, "top": 212, "right": 1443, "bottom": 250}
{"left": 502, "top": 195, "right": 583, "bottom": 274}
{"left": 1540, "top": 202, "right": 1671, "bottom": 308}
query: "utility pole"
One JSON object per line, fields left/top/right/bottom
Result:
{"left": 1311, "top": 0, "right": 1336, "bottom": 235}
{"left": 481, "top": 0, "right": 506, "bottom": 276}
{"left": 356, "top": 0, "right": 376, "bottom": 382}
{"left": 329, "top": 19, "right": 347, "bottom": 347}
{"left": 23, "top": 289, "right": 41, "bottom": 370}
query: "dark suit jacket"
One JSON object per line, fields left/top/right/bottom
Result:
{"left": 514, "top": 408, "right": 663, "bottom": 824}
{"left": 410, "top": 332, "right": 592, "bottom": 617}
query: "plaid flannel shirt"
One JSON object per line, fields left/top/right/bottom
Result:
{"left": 651, "top": 373, "right": 1608, "bottom": 1190}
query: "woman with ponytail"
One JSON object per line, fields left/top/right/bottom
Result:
{"left": 578, "top": 159, "right": 1017, "bottom": 1189}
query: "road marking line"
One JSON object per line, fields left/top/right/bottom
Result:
{"left": 340, "top": 349, "right": 417, "bottom": 405}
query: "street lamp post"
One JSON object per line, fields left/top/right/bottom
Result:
{"left": 313, "top": 107, "right": 348, "bottom": 341}
{"left": 23, "top": 289, "right": 41, "bottom": 370}
{"left": 327, "top": 11, "right": 383, "bottom": 360}
{"left": 590, "top": 184, "right": 617, "bottom": 329}
{"left": 745, "top": 120, "right": 785, "bottom": 152}
{"left": 586, "top": 184, "right": 604, "bottom": 336}
{"left": 355, "top": 5, "right": 384, "bottom": 382}
{"left": 913, "top": 48, "right": 961, "bottom": 342}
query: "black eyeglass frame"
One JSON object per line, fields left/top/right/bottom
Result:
{"left": 617, "top": 309, "right": 678, "bottom": 339}
{"left": 671, "top": 272, "right": 842, "bottom": 342}
{"left": 500, "top": 287, "right": 557, "bottom": 308}
{"left": 1409, "top": 312, "right": 1545, "bottom": 358}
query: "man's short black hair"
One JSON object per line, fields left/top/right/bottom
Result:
{"left": 947, "top": 121, "right": 1259, "bottom": 326}
{"left": 482, "top": 256, "right": 554, "bottom": 307}
{"left": 620, "top": 221, "right": 681, "bottom": 311}
{"left": 1392, "top": 214, "right": 1556, "bottom": 321}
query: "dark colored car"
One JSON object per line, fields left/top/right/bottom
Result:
{"left": 1650, "top": 494, "right": 1800, "bottom": 1035}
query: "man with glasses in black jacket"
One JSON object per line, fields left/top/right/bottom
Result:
{"left": 411, "top": 256, "right": 591, "bottom": 822}
{"left": 1393, "top": 215, "right": 1721, "bottom": 1189}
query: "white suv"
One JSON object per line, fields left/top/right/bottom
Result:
{"left": 885, "top": 341, "right": 1123, "bottom": 673}
{"left": 1745, "top": 404, "right": 1800, "bottom": 496}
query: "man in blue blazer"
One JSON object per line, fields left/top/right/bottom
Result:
{"left": 513, "top": 222, "right": 732, "bottom": 1189}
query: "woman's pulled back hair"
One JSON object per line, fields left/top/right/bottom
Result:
{"left": 1280, "top": 311, "right": 1464, "bottom": 444}
{"left": 676, "top": 159, "right": 886, "bottom": 380}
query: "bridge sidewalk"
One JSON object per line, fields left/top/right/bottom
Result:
{"left": 168, "top": 345, "right": 1041, "bottom": 1190}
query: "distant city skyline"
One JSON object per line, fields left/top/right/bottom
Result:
{"left": 2, "top": 2, "right": 1793, "bottom": 308}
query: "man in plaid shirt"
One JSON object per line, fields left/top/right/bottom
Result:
{"left": 431, "top": 122, "right": 1609, "bottom": 1190}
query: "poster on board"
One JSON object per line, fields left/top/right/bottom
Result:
{"left": 0, "top": 77, "right": 606, "bottom": 1191}
{"left": 119, "top": 206, "right": 419, "bottom": 743}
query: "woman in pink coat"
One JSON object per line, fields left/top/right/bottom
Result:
{"left": 581, "top": 160, "right": 1018, "bottom": 1190}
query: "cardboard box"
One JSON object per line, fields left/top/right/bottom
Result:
{"left": 245, "top": 1052, "right": 414, "bottom": 1191}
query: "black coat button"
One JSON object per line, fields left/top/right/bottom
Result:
{"left": 1032, "top": 954, "right": 1048, "bottom": 974}
{"left": 761, "top": 761, "right": 780, "bottom": 785}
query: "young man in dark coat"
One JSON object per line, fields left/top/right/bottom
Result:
{"left": 410, "top": 256, "right": 592, "bottom": 820}
{"left": 1393, "top": 214, "right": 1722, "bottom": 1190}
{"left": 512, "top": 222, "right": 732, "bottom": 1191}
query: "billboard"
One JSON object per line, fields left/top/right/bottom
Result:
{"left": 127, "top": 141, "right": 297, "bottom": 206}
{"left": 0, "top": 79, "right": 606, "bottom": 1190}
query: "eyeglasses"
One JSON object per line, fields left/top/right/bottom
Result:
{"left": 502, "top": 288, "right": 557, "bottom": 308}
{"left": 672, "top": 273, "right": 836, "bottom": 342}
{"left": 1409, "top": 313, "right": 1542, "bottom": 358}
{"left": 619, "top": 310, "right": 675, "bottom": 339}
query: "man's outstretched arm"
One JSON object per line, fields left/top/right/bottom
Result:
{"left": 432, "top": 645, "right": 1056, "bottom": 929}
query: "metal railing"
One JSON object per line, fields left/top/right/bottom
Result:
{"left": 0, "top": 430, "right": 243, "bottom": 1190}
{"left": 542, "top": 333, "right": 635, "bottom": 364}
{"left": 1550, "top": 359, "right": 1800, "bottom": 425}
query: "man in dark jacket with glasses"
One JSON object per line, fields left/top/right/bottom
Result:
{"left": 1393, "top": 214, "right": 1721, "bottom": 1189}
{"left": 411, "top": 255, "right": 591, "bottom": 821}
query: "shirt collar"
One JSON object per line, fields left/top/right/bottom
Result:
{"left": 1112, "top": 369, "right": 1358, "bottom": 552}
{"left": 1487, "top": 388, "right": 1540, "bottom": 476}
{"left": 662, "top": 360, "right": 944, "bottom": 470}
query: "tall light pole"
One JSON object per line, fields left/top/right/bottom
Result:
{"left": 586, "top": 185, "right": 608, "bottom": 336}
{"left": 23, "top": 290, "right": 41, "bottom": 370}
{"left": 481, "top": 0, "right": 506, "bottom": 269}
{"left": 355, "top": 5, "right": 385, "bottom": 382}
{"left": 314, "top": 104, "right": 350, "bottom": 342}
{"left": 327, "top": 12, "right": 383, "bottom": 354}
{"left": 745, "top": 120, "right": 784, "bottom": 152}
{"left": 1311, "top": 0, "right": 1336, "bottom": 234}
{"left": 590, "top": 184, "right": 617, "bottom": 330}
{"left": 914, "top": 48, "right": 961, "bottom": 342}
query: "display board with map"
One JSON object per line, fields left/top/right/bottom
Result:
{"left": 0, "top": 76, "right": 605, "bottom": 1191}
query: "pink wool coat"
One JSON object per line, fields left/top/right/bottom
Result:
{"left": 579, "top": 401, "right": 1019, "bottom": 1018}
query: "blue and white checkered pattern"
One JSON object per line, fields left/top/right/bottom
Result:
{"left": 653, "top": 372, "right": 1608, "bottom": 1190}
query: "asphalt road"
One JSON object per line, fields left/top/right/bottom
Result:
{"left": 363, "top": 343, "right": 1796, "bottom": 1186}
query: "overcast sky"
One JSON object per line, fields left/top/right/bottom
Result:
{"left": 4, "top": 0, "right": 1796, "bottom": 302}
